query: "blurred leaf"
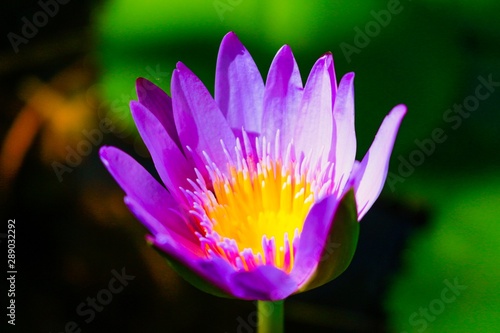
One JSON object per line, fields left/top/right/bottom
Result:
{"left": 386, "top": 172, "right": 500, "bottom": 332}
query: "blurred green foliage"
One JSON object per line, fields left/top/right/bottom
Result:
{"left": 386, "top": 171, "right": 500, "bottom": 332}
{"left": 95, "top": 0, "right": 500, "bottom": 331}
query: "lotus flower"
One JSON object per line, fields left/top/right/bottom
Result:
{"left": 100, "top": 32, "right": 406, "bottom": 301}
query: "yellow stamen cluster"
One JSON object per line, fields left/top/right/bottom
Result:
{"left": 200, "top": 153, "right": 316, "bottom": 270}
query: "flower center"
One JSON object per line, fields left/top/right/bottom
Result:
{"left": 185, "top": 132, "right": 333, "bottom": 272}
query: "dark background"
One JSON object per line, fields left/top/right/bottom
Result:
{"left": 1, "top": 0, "right": 499, "bottom": 332}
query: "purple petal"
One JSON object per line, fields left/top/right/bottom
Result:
{"left": 99, "top": 146, "right": 197, "bottom": 246}
{"left": 262, "top": 45, "right": 303, "bottom": 154}
{"left": 330, "top": 73, "right": 356, "bottom": 195}
{"left": 171, "top": 62, "right": 236, "bottom": 178}
{"left": 125, "top": 197, "right": 202, "bottom": 256}
{"left": 154, "top": 236, "right": 299, "bottom": 300}
{"left": 294, "top": 190, "right": 359, "bottom": 292}
{"left": 289, "top": 194, "right": 342, "bottom": 286}
{"left": 130, "top": 101, "right": 196, "bottom": 201}
{"left": 135, "top": 78, "right": 181, "bottom": 150}
{"left": 294, "top": 53, "right": 335, "bottom": 164}
{"left": 229, "top": 265, "right": 298, "bottom": 300}
{"left": 151, "top": 235, "right": 236, "bottom": 297}
{"left": 352, "top": 104, "right": 407, "bottom": 220}
{"left": 215, "top": 32, "right": 265, "bottom": 134}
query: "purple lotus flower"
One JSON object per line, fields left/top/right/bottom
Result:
{"left": 100, "top": 32, "right": 406, "bottom": 301}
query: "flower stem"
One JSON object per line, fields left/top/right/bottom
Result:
{"left": 257, "top": 300, "right": 284, "bottom": 333}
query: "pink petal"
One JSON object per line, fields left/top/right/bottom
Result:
{"left": 130, "top": 101, "right": 196, "bottom": 201}
{"left": 293, "top": 190, "right": 358, "bottom": 292}
{"left": 152, "top": 235, "right": 235, "bottom": 297}
{"left": 135, "top": 78, "right": 181, "bottom": 149}
{"left": 289, "top": 194, "right": 342, "bottom": 286}
{"left": 353, "top": 104, "right": 407, "bottom": 220}
{"left": 154, "top": 237, "right": 298, "bottom": 300}
{"left": 171, "top": 62, "right": 236, "bottom": 179}
{"left": 261, "top": 45, "right": 303, "bottom": 155}
{"left": 294, "top": 53, "right": 335, "bottom": 164}
{"left": 154, "top": 235, "right": 297, "bottom": 301}
{"left": 330, "top": 72, "right": 356, "bottom": 196}
{"left": 215, "top": 32, "right": 265, "bottom": 134}
{"left": 229, "top": 265, "right": 298, "bottom": 300}
{"left": 125, "top": 197, "right": 202, "bottom": 256}
{"left": 99, "top": 146, "right": 197, "bottom": 246}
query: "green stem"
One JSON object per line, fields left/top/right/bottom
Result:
{"left": 257, "top": 300, "right": 284, "bottom": 333}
